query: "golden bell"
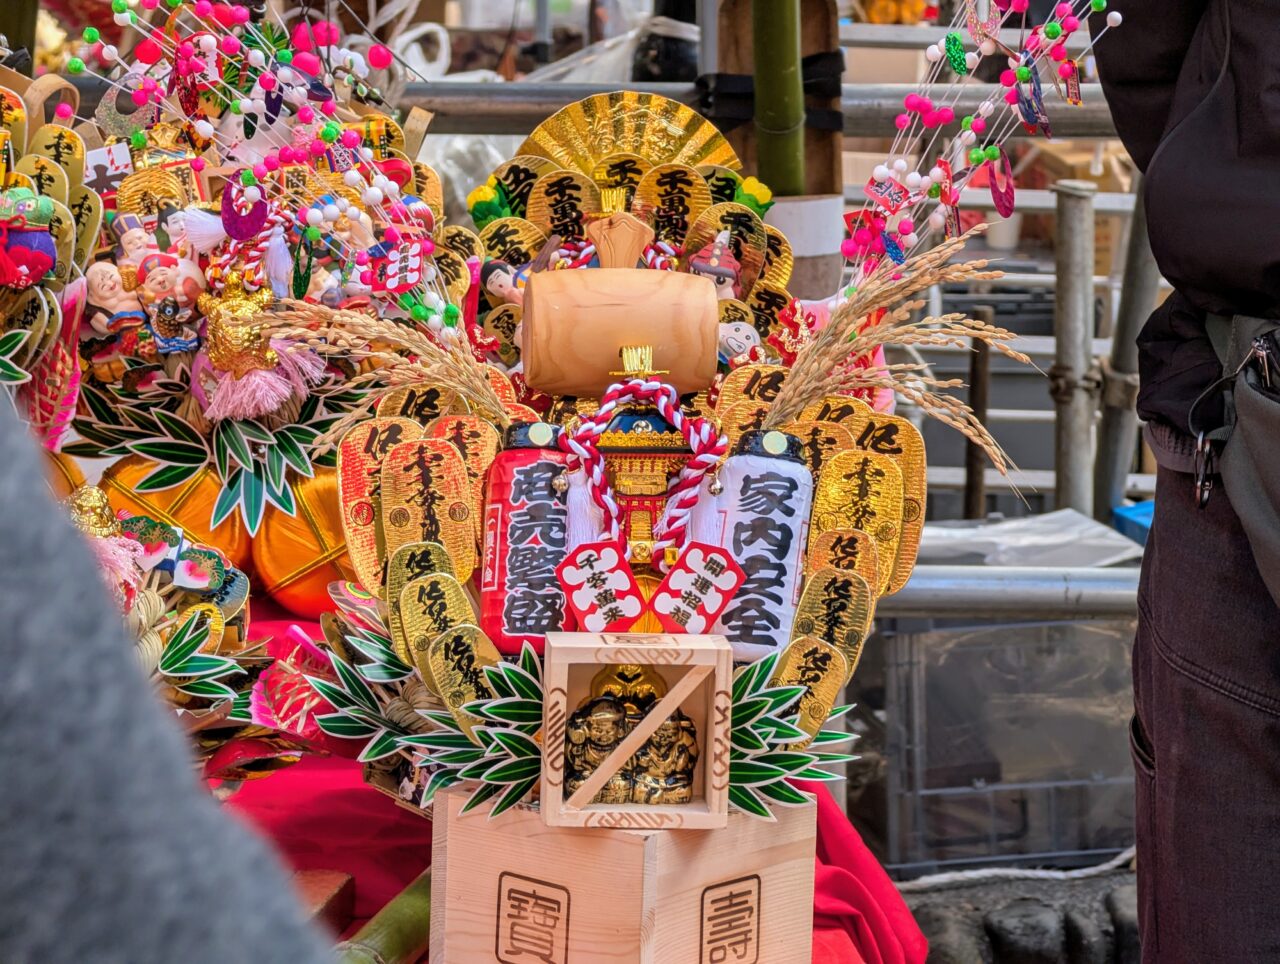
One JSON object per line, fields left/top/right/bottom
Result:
{"left": 253, "top": 468, "right": 357, "bottom": 619}
{"left": 100, "top": 455, "right": 253, "bottom": 573}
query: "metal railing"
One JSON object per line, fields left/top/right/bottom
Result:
{"left": 878, "top": 564, "right": 1139, "bottom": 619}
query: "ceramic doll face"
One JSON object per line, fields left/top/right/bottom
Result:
{"left": 118, "top": 227, "right": 153, "bottom": 264}
{"left": 719, "top": 320, "right": 760, "bottom": 359}
{"left": 142, "top": 262, "right": 179, "bottom": 301}
{"left": 481, "top": 261, "right": 523, "bottom": 307}
{"left": 87, "top": 261, "right": 124, "bottom": 302}
{"left": 695, "top": 266, "right": 740, "bottom": 301}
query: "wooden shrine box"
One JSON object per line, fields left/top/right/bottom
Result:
{"left": 429, "top": 786, "right": 817, "bottom": 964}
{"left": 541, "top": 632, "right": 733, "bottom": 830}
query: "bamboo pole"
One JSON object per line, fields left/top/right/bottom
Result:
{"left": 751, "top": 0, "right": 806, "bottom": 196}
{"left": 335, "top": 870, "right": 432, "bottom": 964}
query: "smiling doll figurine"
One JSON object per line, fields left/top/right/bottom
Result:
{"left": 688, "top": 230, "right": 742, "bottom": 301}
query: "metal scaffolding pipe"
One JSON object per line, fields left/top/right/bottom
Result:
{"left": 1052, "top": 180, "right": 1099, "bottom": 515}
{"left": 876, "top": 565, "right": 1140, "bottom": 619}
{"left": 1095, "top": 181, "right": 1159, "bottom": 521}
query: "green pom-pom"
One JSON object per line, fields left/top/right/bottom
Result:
{"left": 82, "top": 26, "right": 100, "bottom": 43}
{"left": 305, "top": 225, "right": 321, "bottom": 242}
{"left": 1091, "top": 0, "right": 1106, "bottom": 9}
{"left": 67, "top": 56, "right": 86, "bottom": 74}
{"left": 443, "top": 303, "right": 460, "bottom": 327}
{"left": 984, "top": 145, "right": 1001, "bottom": 162}
{"left": 229, "top": 100, "right": 242, "bottom": 115}
{"left": 927, "top": 183, "right": 942, "bottom": 199}
{"left": 110, "top": 0, "right": 127, "bottom": 11}
{"left": 129, "top": 11, "right": 138, "bottom": 23}
{"left": 967, "top": 147, "right": 985, "bottom": 166}
{"left": 1015, "top": 65, "right": 1032, "bottom": 83}
{"left": 130, "top": 129, "right": 147, "bottom": 150}
{"left": 1043, "top": 22, "right": 1063, "bottom": 39}
{"left": 276, "top": 50, "right": 293, "bottom": 64}
{"left": 410, "top": 304, "right": 429, "bottom": 322}
{"left": 961, "top": 115, "right": 973, "bottom": 130}
{"left": 319, "top": 123, "right": 339, "bottom": 143}
{"left": 240, "top": 169, "right": 257, "bottom": 186}
{"left": 397, "top": 292, "right": 417, "bottom": 311}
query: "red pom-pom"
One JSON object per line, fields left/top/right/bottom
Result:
{"left": 135, "top": 39, "right": 162, "bottom": 64}
{"left": 368, "top": 44, "right": 392, "bottom": 69}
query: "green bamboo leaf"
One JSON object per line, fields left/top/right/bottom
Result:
{"left": 215, "top": 419, "right": 252, "bottom": 471}
{"left": 158, "top": 611, "right": 210, "bottom": 674}
{"left": 729, "top": 784, "right": 775, "bottom": 820}
{"left": 518, "top": 643, "right": 542, "bottom": 685}
{"left": 305, "top": 675, "right": 357, "bottom": 712}
{"left": 757, "top": 717, "right": 809, "bottom": 744}
{"left": 399, "top": 731, "right": 479, "bottom": 751}
{"left": 264, "top": 471, "right": 296, "bottom": 516}
{"left": 458, "top": 757, "right": 502, "bottom": 782}
{"left": 757, "top": 780, "right": 812, "bottom": 806}
{"left": 355, "top": 661, "right": 414, "bottom": 685}
{"left": 69, "top": 421, "right": 125, "bottom": 446}
{"left": 82, "top": 385, "right": 123, "bottom": 425}
{"left": 423, "top": 710, "right": 463, "bottom": 732}
{"left": 134, "top": 461, "right": 203, "bottom": 493}
{"left": 0, "top": 357, "right": 30, "bottom": 384}
{"left": 239, "top": 464, "right": 266, "bottom": 535}
{"left": 153, "top": 409, "right": 206, "bottom": 447}
{"left": 0, "top": 328, "right": 28, "bottom": 358}
{"left": 730, "top": 726, "right": 768, "bottom": 754}
{"left": 809, "top": 751, "right": 859, "bottom": 764}
{"left": 792, "top": 767, "right": 844, "bottom": 782}
{"left": 120, "top": 406, "right": 160, "bottom": 433}
{"left": 482, "top": 664, "right": 517, "bottom": 700}
{"left": 358, "top": 729, "right": 402, "bottom": 762}
{"left": 421, "top": 768, "right": 462, "bottom": 804}
{"left": 428, "top": 747, "right": 488, "bottom": 766}
{"left": 331, "top": 655, "right": 381, "bottom": 714}
{"left": 129, "top": 439, "right": 210, "bottom": 467}
{"left": 467, "top": 697, "right": 542, "bottom": 726}
{"left": 485, "top": 756, "right": 542, "bottom": 784}
{"left": 212, "top": 426, "right": 231, "bottom": 479}
{"left": 490, "top": 729, "right": 541, "bottom": 760}
{"left": 59, "top": 440, "right": 109, "bottom": 459}
{"left": 171, "top": 654, "right": 242, "bottom": 679}
{"left": 227, "top": 691, "right": 253, "bottom": 723}
{"left": 811, "top": 729, "right": 860, "bottom": 747}
{"left": 496, "top": 664, "right": 543, "bottom": 702}
{"left": 211, "top": 468, "right": 245, "bottom": 529}
{"left": 266, "top": 444, "right": 286, "bottom": 492}
{"left": 238, "top": 419, "right": 273, "bottom": 444}
{"left": 275, "top": 429, "right": 314, "bottom": 477}
{"left": 752, "top": 751, "right": 815, "bottom": 774}
{"left": 488, "top": 777, "right": 537, "bottom": 818}
{"left": 459, "top": 781, "right": 505, "bottom": 815}
{"left": 176, "top": 678, "right": 238, "bottom": 700}
{"left": 297, "top": 393, "right": 321, "bottom": 425}
{"left": 827, "top": 703, "right": 856, "bottom": 722}
{"left": 760, "top": 685, "right": 806, "bottom": 714}
{"left": 730, "top": 760, "right": 789, "bottom": 787}
{"left": 313, "top": 449, "right": 338, "bottom": 469}
{"left": 732, "top": 697, "right": 773, "bottom": 730}
{"left": 733, "top": 652, "right": 779, "bottom": 703}
{"left": 317, "top": 713, "right": 379, "bottom": 739}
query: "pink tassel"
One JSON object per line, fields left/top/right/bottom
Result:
{"left": 269, "top": 337, "right": 325, "bottom": 397}
{"left": 205, "top": 368, "right": 294, "bottom": 421}
{"left": 90, "top": 534, "right": 145, "bottom": 599}
{"left": 250, "top": 624, "right": 334, "bottom": 739}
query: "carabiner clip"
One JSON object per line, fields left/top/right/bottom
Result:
{"left": 1194, "top": 431, "right": 1216, "bottom": 508}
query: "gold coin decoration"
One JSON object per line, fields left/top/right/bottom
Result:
{"left": 482, "top": 303, "right": 522, "bottom": 368}
{"left": 432, "top": 247, "right": 472, "bottom": 304}
{"left": 717, "top": 300, "right": 754, "bottom": 342}
{"left": 791, "top": 566, "right": 875, "bottom": 677}
{"left": 438, "top": 224, "right": 484, "bottom": 264}
{"left": 799, "top": 395, "right": 873, "bottom": 425}
{"left": 413, "top": 161, "right": 444, "bottom": 219}
{"left": 682, "top": 202, "right": 767, "bottom": 299}
{"left": 337, "top": 417, "right": 424, "bottom": 593}
{"left": 16, "top": 154, "right": 68, "bottom": 206}
{"left": 697, "top": 164, "right": 743, "bottom": 205}
{"left": 747, "top": 279, "right": 794, "bottom": 343}
{"left": 345, "top": 113, "right": 406, "bottom": 159}
{"left": 46, "top": 199, "right": 76, "bottom": 289}
{"left": 177, "top": 602, "right": 228, "bottom": 656}
{"left": 525, "top": 170, "right": 601, "bottom": 241}
{"left": 114, "top": 165, "right": 186, "bottom": 216}
{"left": 781, "top": 420, "right": 856, "bottom": 477}
{"left": 633, "top": 163, "right": 712, "bottom": 245}
{"left": 478, "top": 216, "right": 546, "bottom": 266}
{"left": 380, "top": 439, "right": 476, "bottom": 584}
{"left": 321, "top": 610, "right": 354, "bottom": 664}
{"left": 425, "top": 414, "right": 501, "bottom": 535}
{"left": 490, "top": 155, "right": 561, "bottom": 219}
{"left": 716, "top": 362, "right": 788, "bottom": 413}
{"left": 591, "top": 152, "right": 652, "bottom": 190}
{"left": 0, "top": 88, "right": 28, "bottom": 152}
{"left": 68, "top": 184, "right": 103, "bottom": 271}
{"left": 770, "top": 636, "right": 850, "bottom": 741}
{"left": 4, "top": 171, "right": 34, "bottom": 192}
{"left": 717, "top": 399, "right": 769, "bottom": 453}
{"left": 28, "top": 124, "right": 85, "bottom": 189}
{"left": 806, "top": 528, "right": 885, "bottom": 596}
{"left": 427, "top": 623, "right": 502, "bottom": 740}
{"left": 485, "top": 366, "right": 519, "bottom": 410}
{"left": 762, "top": 224, "right": 794, "bottom": 288}
{"left": 376, "top": 384, "right": 455, "bottom": 424}
{"left": 386, "top": 541, "right": 455, "bottom": 661}
{"left": 813, "top": 451, "right": 905, "bottom": 567}
{"left": 518, "top": 91, "right": 740, "bottom": 177}
{"left": 5, "top": 288, "right": 47, "bottom": 369}
{"left": 841, "top": 410, "right": 926, "bottom": 595}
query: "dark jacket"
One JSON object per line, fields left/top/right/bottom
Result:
{"left": 1092, "top": 0, "right": 1272, "bottom": 433}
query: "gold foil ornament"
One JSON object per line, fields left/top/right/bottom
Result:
{"left": 747, "top": 279, "right": 794, "bottom": 343}
{"left": 46, "top": 199, "right": 76, "bottom": 289}
{"left": 517, "top": 91, "right": 740, "bottom": 177}
{"left": 386, "top": 541, "right": 455, "bottom": 662}
{"left": 0, "top": 88, "right": 28, "bottom": 154}
{"left": 718, "top": 298, "right": 754, "bottom": 337}
{"left": 526, "top": 170, "right": 601, "bottom": 241}
{"left": 114, "top": 165, "right": 186, "bottom": 217}
{"left": 28, "top": 125, "right": 85, "bottom": 189}
{"left": 376, "top": 384, "right": 455, "bottom": 424}
{"left": 591, "top": 152, "right": 652, "bottom": 191}
{"left": 379, "top": 439, "right": 476, "bottom": 584}
{"left": 813, "top": 451, "right": 905, "bottom": 571}
{"left": 490, "top": 155, "right": 561, "bottom": 218}
{"left": 413, "top": 162, "right": 445, "bottom": 219}
{"left": 698, "top": 164, "right": 743, "bottom": 204}
{"left": 485, "top": 367, "right": 519, "bottom": 411}
{"left": 16, "top": 154, "right": 68, "bottom": 206}
{"left": 716, "top": 363, "right": 789, "bottom": 412}
{"left": 438, "top": 224, "right": 484, "bottom": 264}
{"left": 799, "top": 395, "right": 873, "bottom": 424}
{"left": 682, "top": 202, "right": 767, "bottom": 298}
{"left": 479, "top": 216, "right": 546, "bottom": 266}
{"left": 68, "top": 184, "right": 103, "bottom": 271}
{"left": 716, "top": 399, "right": 769, "bottom": 453}
{"left": 321, "top": 610, "right": 355, "bottom": 664}
{"left": 345, "top": 113, "right": 406, "bottom": 159}
{"left": 432, "top": 247, "right": 472, "bottom": 304}
{"left": 806, "top": 528, "right": 885, "bottom": 596}
{"left": 782, "top": 419, "right": 856, "bottom": 477}
{"left": 762, "top": 224, "right": 794, "bottom": 287}
{"left": 337, "top": 417, "right": 424, "bottom": 592}
{"left": 792, "top": 566, "right": 875, "bottom": 677}
{"left": 426, "top": 623, "right": 502, "bottom": 740}
{"left": 426, "top": 414, "right": 501, "bottom": 532}
{"left": 482, "top": 303, "right": 522, "bottom": 367}
{"left": 770, "top": 636, "right": 850, "bottom": 741}
{"left": 633, "top": 163, "right": 712, "bottom": 245}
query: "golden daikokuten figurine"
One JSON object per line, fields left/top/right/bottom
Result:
{"left": 66, "top": 484, "right": 122, "bottom": 538}
{"left": 563, "top": 662, "right": 699, "bottom": 805}
{"left": 199, "top": 272, "right": 278, "bottom": 378}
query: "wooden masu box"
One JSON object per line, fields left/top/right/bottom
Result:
{"left": 541, "top": 631, "right": 733, "bottom": 830}
{"left": 429, "top": 785, "right": 817, "bottom": 964}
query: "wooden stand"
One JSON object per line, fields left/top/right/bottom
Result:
{"left": 429, "top": 787, "right": 817, "bottom": 964}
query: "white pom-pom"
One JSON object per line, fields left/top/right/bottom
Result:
{"left": 250, "top": 98, "right": 265, "bottom": 114}
{"left": 238, "top": 98, "right": 253, "bottom": 113}
{"left": 873, "top": 165, "right": 890, "bottom": 182}
{"left": 980, "top": 39, "right": 996, "bottom": 55}
{"left": 199, "top": 35, "right": 216, "bottom": 52}
{"left": 385, "top": 181, "right": 401, "bottom": 198}
{"left": 902, "top": 232, "right": 919, "bottom": 247}
{"left": 905, "top": 172, "right": 922, "bottom": 190}
{"left": 278, "top": 67, "right": 298, "bottom": 85}
{"left": 363, "top": 187, "right": 384, "bottom": 205}
{"left": 372, "top": 173, "right": 389, "bottom": 189}
{"left": 284, "top": 86, "right": 307, "bottom": 105}
{"left": 1106, "top": 10, "right": 1122, "bottom": 26}
{"left": 960, "top": 130, "right": 977, "bottom": 145}
{"left": 248, "top": 49, "right": 265, "bottom": 68}
{"left": 101, "top": 44, "right": 118, "bottom": 62}
{"left": 306, "top": 208, "right": 323, "bottom": 227}
{"left": 243, "top": 185, "right": 262, "bottom": 203}
{"left": 918, "top": 175, "right": 933, "bottom": 191}
{"left": 965, "top": 52, "right": 979, "bottom": 70}
{"left": 892, "top": 158, "right": 908, "bottom": 173}
{"left": 360, "top": 147, "right": 375, "bottom": 161}
{"left": 322, "top": 203, "right": 340, "bottom": 222}
{"left": 335, "top": 197, "right": 349, "bottom": 213}
{"left": 344, "top": 169, "right": 363, "bottom": 187}
{"left": 113, "top": 11, "right": 131, "bottom": 25}
{"left": 194, "top": 119, "right": 214, "bottom": 138}
{"left": 925, "top": 45, "right": 943, "bottom": 63}
{"left": 978, "top": 101, "right": 995, "bottom": 117}
{"left": 928, "top": 211, "right": 946, "bottom": 231}
{"left": 929, "top": 166, "right": 943, "bottom": 181}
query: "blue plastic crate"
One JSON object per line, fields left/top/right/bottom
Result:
{"left": 1113, "top": 500, "right": 1154, "bottom": 546}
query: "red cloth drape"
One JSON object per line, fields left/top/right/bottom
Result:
{"left": 226, "top": 619, "right": 927, "bottom": 963}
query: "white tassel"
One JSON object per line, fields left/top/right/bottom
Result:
{"left": 264, "top": 228, "right": 292, "bottom": 298}
{"left": 564, "top": 469, "right": 604, "bottom": 554}
{"left": 183, "top": 205, "right": 228, "bottom": 255}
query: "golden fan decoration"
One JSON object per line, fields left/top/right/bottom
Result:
{"left": 517, "top": 91, "right": 741, "bottom": 177}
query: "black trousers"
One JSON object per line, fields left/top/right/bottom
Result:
{"left": 1135, "top": 464, "right": 1280, "bottom": 961}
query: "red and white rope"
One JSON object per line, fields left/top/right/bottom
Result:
{"left": 643, "top": 241, "right": 681, "bottom": 271}
{"left": 558, "top": 377, "right": 727, "bottom": 570}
